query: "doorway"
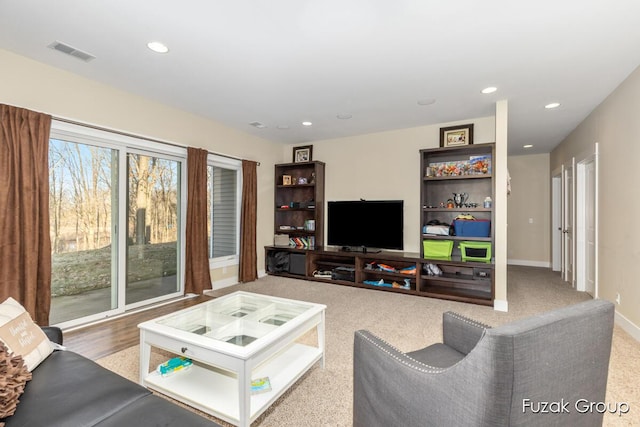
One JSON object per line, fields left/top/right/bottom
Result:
{"left": 551, "top": 171, "right": 562, "bottom": 272}
{"left": 562, "top": 160, "right": 575, "bottom": 286}
{"left": 576, "top": 146, "right": 598, "bottom": 296}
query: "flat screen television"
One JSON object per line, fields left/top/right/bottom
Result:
{"left": 327, "top": 200, "right": 403, "bottom": 251}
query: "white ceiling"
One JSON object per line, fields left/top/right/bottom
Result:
{"left": 2, "top": 1, "right": 640, "bottom": 155}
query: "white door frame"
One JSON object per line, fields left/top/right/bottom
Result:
{"left": 562, "top": 159, "right": 576, "bottom": 286}
{"left": 575, "top": 144, "right": 599, "bottom": 296}
{"left": 551, "top": 169, "right": 562, "bottom": 272}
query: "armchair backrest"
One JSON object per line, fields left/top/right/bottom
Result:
{"left": 478, "top": 299, "right": 614, "bottom": 426}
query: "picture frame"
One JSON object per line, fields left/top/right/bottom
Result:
{"left": 440, "top": 124, "right": 474, "bottom": 148}
{"left": 293, "top": 145, "right": 313, "bottom": 163}
{"left": 282, "top": 175, "right": 292, "bottom": 185}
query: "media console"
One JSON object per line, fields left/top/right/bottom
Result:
{"left": 265, "top": 246, "right": 494, "bottom": 306}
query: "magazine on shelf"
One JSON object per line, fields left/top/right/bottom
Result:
{"left": 251, "top": 377, "right": 272, "bottom": 394}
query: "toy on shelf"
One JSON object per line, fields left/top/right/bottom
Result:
{"left": 363, "top": 279, "right": 410, "bottom": 290}
{"left": 157, "top": 357, "right": 193, "bottom": 377}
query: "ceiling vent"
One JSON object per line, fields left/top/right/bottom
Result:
{"left": 249, "top": 121, "right": 267, "bottom": 129}
{"left": 48, "top": 41, "right": 96, "bottom": 62}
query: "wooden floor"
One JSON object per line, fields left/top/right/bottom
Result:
{"left": 63, "top": 295, "right": 213, "bottom": 360}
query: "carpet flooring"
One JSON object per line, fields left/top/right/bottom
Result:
{"left": 96, "top": 266, "right": 639, "bottom": 426}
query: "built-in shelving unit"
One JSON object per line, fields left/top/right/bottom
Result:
{"left": 264, "top": 145, "right": 496, "bottom": 307}
{"left": 419, "top": 143, "right": 495, "bottom": 305}
{"left": 273, "top": 161, "right": 325, "bottom": 249}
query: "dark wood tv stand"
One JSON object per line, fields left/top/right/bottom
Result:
{"left": 265, "top": 246, "right": 494, "bottom": 306}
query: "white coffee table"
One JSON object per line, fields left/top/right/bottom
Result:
{"left": 138, "top": 291, "right": 326, "bottom": 427}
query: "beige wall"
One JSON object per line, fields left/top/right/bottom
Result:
{"left": 285, "top": 117, "right": 497, "bottom": 254}
{"left": 0, "top": 49, "right": 281, "bottom": 282}
{"left": 551, "top": 63, "right": 640, "bottom": 332}
{"left": 507, "top": 154, "right": 551, "bottom": 266}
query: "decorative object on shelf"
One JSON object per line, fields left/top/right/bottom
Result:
{"left": 297, "top": 177, "right": 308, "bottom": 184}
{"left": 274, "top": 234, "right": 289, "bottom": 247}
{"left": 439, "top": 123, "right": 474, "bottom": 147}
{"left": 452, "top": 192, "right": 469, "bottom": 208}
{"left": 282, "top": 175, "right": 292, "bottom": 185}
{"left": 293, "top": 145, "right": 313, "bottom": 163}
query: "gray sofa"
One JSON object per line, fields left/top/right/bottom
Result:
{"left": 5, "top": 327, "right": 220, "bottom": 427}
{"left": 353, "top": 299, "right": 615, "bottom": 427}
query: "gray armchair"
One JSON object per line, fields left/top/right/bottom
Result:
{"left": 353, "top": 299, "right": 614, "bottom": 427}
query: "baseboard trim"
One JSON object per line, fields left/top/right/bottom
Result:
{"left": 493, "top": 299, "right": 508, "bottom": 312}
{"left": 507, "top": 259, "right": 551, "bottom": 268}
{"left": 210, "top": 276, "right": 239, "bottom": 291}
{"left": 615, "top": 310, "right": 640, "bottom": 342}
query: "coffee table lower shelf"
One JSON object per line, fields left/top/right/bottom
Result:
{"left": 143, "top": 343, "right": 322, "bottom": 425}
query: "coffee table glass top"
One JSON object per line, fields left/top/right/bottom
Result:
{"left": 156, "top": 292, "right": 314, "bottom": 347}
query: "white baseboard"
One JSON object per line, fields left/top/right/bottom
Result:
{"left": 615, "top": 310, "right": 640, "bottom": 342}
{"left": 507, "top": 259, "right": 551, "bottom": 268}
{"left": 210, "top": 276, "right": 239, "bottom": 291}
{"left": 494, "top": 299, "right": 508, "bottom": 312}
{"left": 208, "top": 270, "right": 268, "bottom": 292}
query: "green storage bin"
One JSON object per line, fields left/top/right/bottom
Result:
{"left": 423, "top": 239, "right": 453, "bottom": 259}
{"left": 459, "top": 241, "right": 492, "bottom": 263}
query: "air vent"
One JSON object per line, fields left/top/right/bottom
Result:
{"left": 249, "top": 122, "right": 266, "bottom": 129}
{"left": 48, "top": 41, "right": 96, "bottom": 62}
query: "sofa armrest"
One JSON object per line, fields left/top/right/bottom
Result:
{"left": 442, "top": 312, "right": 489, "bottom": 355}
{"left": 41, "top": 326, "right": 63, "bottom": 345}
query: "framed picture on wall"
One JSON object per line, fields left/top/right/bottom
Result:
{"left": 293, "top": 145, "right": 313, "bottom": 163}
{"left": 440, "top": 124, "right": 474, "bottom": 147}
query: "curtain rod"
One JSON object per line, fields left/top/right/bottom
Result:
{"left": 52, "top": 116, "right": 260, "bottom": 166}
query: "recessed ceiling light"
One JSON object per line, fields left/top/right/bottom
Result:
{"left": 277, "top": 125, "right": 290, "bottom": 130}
{"left": 417, "top": 98, "right": 436, "bottom": 106}
{"left": 523, "top": 144, "right": 533, "bottom": 148}
{"left": 337, "top": 114, "right": 352, "bottom": 120}
{"left": 249, "top": 121, "right": 266, "bottom": 129}
{"left": 302, "top": 121, "right": 313, "bottom": 126}
{"left": 147, "top": 41, "right": 169, "bottom": 53}
{"left": 545, "top": 102, "right": 560, "bottom": 109}
{"left": 481, "top": 87, "right": 497, "bottom": 94}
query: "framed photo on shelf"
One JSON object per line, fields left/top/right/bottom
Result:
{"left": 293, "top": 145, "right": 313, "bottom": 163}
{"left": 282, "top": 175, "right": 292, "bottom": 185}
{"left": 440, "top": 124, "right": 474, "bottom": 147}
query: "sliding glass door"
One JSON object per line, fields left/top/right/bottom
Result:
{"left": 49, "top": 124, "right": 185, "bottom": 327}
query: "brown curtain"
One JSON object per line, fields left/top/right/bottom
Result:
{"left": 184, "top": 147, "right": 212, "bottom": 294}
{"left": 239, "top": 160, "right": 258, "bottom": 282}
{"left": 0, "top": 105, "right": 52, "bottom": 325}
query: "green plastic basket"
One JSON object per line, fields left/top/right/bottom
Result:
{"left": 459, "top": 241, "right": 492, "bottom": 262}
{"left": 423, "top": 239, "right": 453, "bottom": 259}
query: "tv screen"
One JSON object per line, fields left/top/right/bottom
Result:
{"left": 327, "top": 200, "right": 404, "bottom": 250}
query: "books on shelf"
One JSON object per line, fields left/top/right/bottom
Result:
{"left": 251, "top": 377, "right": 272, "bottom": 394}
{"left": 290, "top": 236, "right": 315, "bottom": 248}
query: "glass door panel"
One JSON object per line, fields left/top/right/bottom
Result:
{"left": 49, "top": 139, "right": 119, "bottom": 325}
{"left": 126, "top": 153, "right": 181, "bottom": 305}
